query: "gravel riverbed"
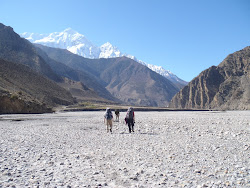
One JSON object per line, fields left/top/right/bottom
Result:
{"left": 0, "top": 111, "right": 249, "bottom": 187}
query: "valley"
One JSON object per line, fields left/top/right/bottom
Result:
{"left": 0, "top": 22, "right": 249, "bottom": 113}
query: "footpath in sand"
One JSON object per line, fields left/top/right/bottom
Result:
{"left": 0, "top": 111, "right": 249, "bottom": 187}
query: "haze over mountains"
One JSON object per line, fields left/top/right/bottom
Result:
{"left": 21, "top": 28, "right": 187, "bottom": 87}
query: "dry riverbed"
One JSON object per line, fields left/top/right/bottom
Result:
{"left": 0, "top": 111, "right": 249, "bottom": 187}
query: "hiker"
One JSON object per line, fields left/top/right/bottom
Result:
{"left": 115, "top": 109, "right": 120, "bottom": 122}
{"left": 125, "top": 107, "right": 135, "bottom": 133}
{"left": 104, "top": 108, "right": 113, "bottom": 133}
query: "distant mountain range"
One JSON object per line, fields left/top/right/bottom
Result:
{"left": 170, "top": 46, "right": 250, "bottom": 110}
{"left": 1, "top": 23, "right": 248, "bottom": 113}
{"left": 35, "top": 44, "right": 179, "bottom": 107}
{"left": 21, "top": 28, "right": 187, "bottom": 87}
{"left": 0, "top": 23, "right": 75, "bottom": 113}
{"left": 0, "top": 23, "right": 182, "bottom": 113}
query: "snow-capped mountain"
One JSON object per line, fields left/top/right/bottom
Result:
{"left": 22, "top": 28, "right": 100, "bottom": 58}
{"left": 99, "top": 42, "right": 123, "bottom": 58}
{"left": 21, "top": 28, "right": 187, "bottom": 85}
{"left": 145, "top": 64, "right": 188, "bottom": 86}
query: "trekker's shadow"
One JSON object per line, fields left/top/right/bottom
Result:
{"left": 119, "top": 132, "right": 158, "bottom": 135}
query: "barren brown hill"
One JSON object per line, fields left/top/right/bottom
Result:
{"left": 0, "top": 23, "right": 114, "bottom": 108}
{"left": 36, "top": 44, "right": 179, "bottom": 107}
{"left": 170, "top": 46, "right": 250, "bottom": 110}
{"left": 35, "top": 45, "right": 118, "bottom": 103}
{"left": 0, "top": 58, "right": 75, "bottom": 113}
{"left": 0, "top": 23, "right": 61, "bottom": 82}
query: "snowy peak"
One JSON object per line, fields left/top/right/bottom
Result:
{"left": 21, "top": 32, "right": 47, "bottom": 42}
{"left": 146, "top": 64, "right": 187, "bottom": 85}
{"left": 20, "top": 29, "right": 187, "bottom": 85}
{"left": 147, "top": 64, "right": 176, "bottom": 78}
{"left": 100, "top": 42, "right": 113, "bottom": 48}
{"left": 63, "top": 27, "right": 77, "bottom": 35}
{"left": 22, "top": 28, "right": 99, "bottom": 58}
{"left": 99, "top": 42, "right": 122, "bottom": 58}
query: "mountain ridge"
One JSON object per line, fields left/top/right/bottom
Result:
{"left": 0, "top": 23, "right": 116, "bottom": 113}
{"left": 21, "top": 28, "right": 187, "bottom": 87}
{"left": 34, "top": 44, "right": 120, "bottom": 103}
{"left": 36, "top": 44, "right": 179, "bottom": 107}
{"left": 0, "top": 58, "right": 74, "bottom": 113}
{"left": 169, "top": 46, "right": 250, "bottom": 110}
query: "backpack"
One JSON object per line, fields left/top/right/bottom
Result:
{"left": 115, "top": 109, "right": 119, "bottom": 115}
{"left": 105, "top": 109, "right": 113, "bottom": 120}
{"left": 126, "top": 109, "right": 134, "bottom": 120}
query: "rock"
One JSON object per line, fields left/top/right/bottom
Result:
{"left": 0, "top": 111, "right": 249, "bottom": 187}
{"left": 169, "top": 46, "right": 250, "bottom": 110}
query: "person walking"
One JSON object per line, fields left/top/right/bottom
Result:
{"left": 125, "top": 107, "right": 135, "bottom": 133}
{"left": 115, "top": 109, "right": 120, "bottom": 122}
{"left": 104, "top": 108, "right": 113, "bottom": 133}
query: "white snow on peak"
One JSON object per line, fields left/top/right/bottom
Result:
{"left": 21, "top": 28, "right": 100, "bottom": 58}
{"left": 99, "top": 42, "right": 122, "bottom": 58}
{"left": 21, "top": 32, "right": 47, "bottom": 42}
{"left": 63, "top": 28, "right": 77, "bottom": 34}
{"left": 20, "top": 29, "right": 187, "bottom": 85}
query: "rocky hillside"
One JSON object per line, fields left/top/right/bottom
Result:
{"left": 0, "top": 23, "right": 61, "bottom": 82}
{"left": 34, "top": 45, "right": 118, "bottom": 102}
{"left": 21, "top": 28, "right": 187, "bottom": 87}
{"left": 36, "top": 44, "right": 179, "bottom": 107}
{"left": 0, "top": 23, "right": 115, "bottom": 113}
{"left": 169, "top": 46, "right": 250, "bottom": 110}
{"left": 0, "top": 93, "right": 52, "bottom": 114}
{"left": 86, "top": 57, "right": 179, "bottom": 107}
{"left": 0, "top": 58, "right": 75, "bottom": 113}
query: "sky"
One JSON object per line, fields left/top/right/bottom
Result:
{"left": 0, "top": 0, "right": 249, "bottom": 81}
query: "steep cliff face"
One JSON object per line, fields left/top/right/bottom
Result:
{"left": 170, "top": 47, "right": 250, "bottom": 110}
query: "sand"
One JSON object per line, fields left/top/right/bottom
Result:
{"left": 0, "top": 111, "right": 249, "bottom": 187}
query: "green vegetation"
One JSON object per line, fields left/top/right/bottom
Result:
{"left": 58, "top": 101, "right": 177, "bottom": 112}
{"left": 10, "top": 94, "right": 18, "bottom": 100}
{"left": 79, "top": 102, "right": 99, "bottom": 109}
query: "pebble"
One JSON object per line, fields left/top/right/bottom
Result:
{"left": 0, "top": 111, "right": 249, "bottom": 187}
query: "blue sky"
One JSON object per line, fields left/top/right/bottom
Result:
{"left": 1, "top": 0, "right": 249, "bottom": 81}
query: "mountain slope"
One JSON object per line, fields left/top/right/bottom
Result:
{"left": 0, "top": 23, "right": 116, "bottom": 105}
{"left": 0, "top": 23, "right": 77, "bottom": 110}
{"left": 141, "top": 62, "right": 187, "bottom": 88}
{"left": 35, "top": 44, "right": 179, "bottom": 107}
{"left": 0, "top": 58, "right": 74, "bottom": 113}
{"left": 0, "top": 23, "right": 61, "bottom": 82}
{"left": 89, "top": 57, "right": 180, "bottom": 106}
{"left": 22, "top": 28, "right": 100, "bottom": 59}
{"left": 21, "top": 28, "right": 187, "bottom": 87}
{"left": 169, "top": 46, "right": 250, "bottom": 110}
{"left": 35, "top": 44, "right": 119, "bottom": 103}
